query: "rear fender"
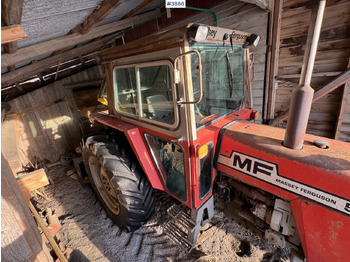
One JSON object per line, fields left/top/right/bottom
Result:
{"left": 89, "top": 112, "right": 165, "bottom": 190}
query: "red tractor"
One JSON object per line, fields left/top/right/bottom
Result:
{"left": 82, "top": 22, "right": 350, "bottom": 261}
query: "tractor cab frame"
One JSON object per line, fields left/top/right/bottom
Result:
{"left": 98, "top": 23, "right": 257, "bottom": 209}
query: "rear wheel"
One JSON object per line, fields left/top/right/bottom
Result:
{"left": 82, "top": 134, "right": 155, "bottom": 232}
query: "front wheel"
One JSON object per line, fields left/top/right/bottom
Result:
{"left": 82, "top": 134, "right": 155, "bottom": 232}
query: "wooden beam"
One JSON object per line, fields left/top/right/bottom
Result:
{"left": 270, "top": 68, "right": 350, "bottom": 126}
{"left": 334, "top": 59, "right": 350, "bottom": 139}
{"left": 1, "top": 35, "right": 115, "bottom": 87}
{"left": 73, "top": 0, "right": 123, "bottom": 35}
{"left": 278, "top": 71, "right": 342, "bottom": 79}
{"left": 1, "top": 25, "right": 26, "bottom": 44}
{"left": 263, "top": 0, "right": 282, "bottom": 122}
{"left": 122, "top": 0, "right": 156, "bottom": 19}
{"left": 1, "top": 0, "right": 24, "bottom": 54}
{"left": 51, "top": 0, "right": 123, "bottom": 56}
{"left": 1, "top": 10, "right": 159, "bottom": 68}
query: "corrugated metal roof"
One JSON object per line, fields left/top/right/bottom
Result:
{"left": 18, "top": 0, "right": 164, "bottom": 48}
{"left": 19, "top": 0, "right": 104, "bottom": 48}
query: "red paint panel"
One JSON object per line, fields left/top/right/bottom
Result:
{"left": 90, "top": 113, "right": 165, "bottom": 190}
{"left": 217, "top": 121, "right": 350, "bottom": 201}
{"left": 291, "top": 199, "right": 350, "bottom": 262}
{"left": 191, "top": 108, "right": 253, "bottom": 208}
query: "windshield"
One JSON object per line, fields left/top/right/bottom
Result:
{"left": 190, "top": 44, "right": 245, "bottom": 128}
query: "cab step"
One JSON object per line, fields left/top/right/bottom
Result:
{"left": 163, "top": 220, "right": 193, "bottom": 251}
{"left": 163, "top": 204, "right": 199, "bottom": 251}
{"left": 167, "top": 204, "right": 196, "bottom": 231}
{"left": 163, "top": 197, "right": 215, "bottom": 252}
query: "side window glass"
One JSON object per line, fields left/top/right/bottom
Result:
{"left": 145, "top": 134, "right": 187, "bottom": 201}
{"left": 114, "top": 67, "right": 137, "bottom": 115}
{"left": 139, "top": 65, "right": 175, "bottom": 124}
{"left": 199, "top": 144, "right": 213, "bottom": 199}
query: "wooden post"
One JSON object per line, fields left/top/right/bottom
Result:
{"left": 263, "top": 0, "right": 282, "bottom": 123}
{"left": 1, "top": 154, "right": 52, "bottom": 261}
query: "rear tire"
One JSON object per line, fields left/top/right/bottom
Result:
{"left": 82, "top": 134, "right": 155, "bottom": 232}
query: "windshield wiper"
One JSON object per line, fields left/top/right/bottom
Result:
{"left": 226, "top": 53, "right": 233, "bottom": 98}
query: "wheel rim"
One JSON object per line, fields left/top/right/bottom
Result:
{"left": 89, "top": 158, "right": 120, "bottom": 215}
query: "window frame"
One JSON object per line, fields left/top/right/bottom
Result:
{"left": 113, "top": 60, "right": 179, "bottom": 129}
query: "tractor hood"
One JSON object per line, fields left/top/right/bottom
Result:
{"left": 216, "top": 121, "right": 350, "bottom": 216}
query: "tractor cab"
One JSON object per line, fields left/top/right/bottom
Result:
{"left": 96, "top": 23, "right": 259, "bottom": 209}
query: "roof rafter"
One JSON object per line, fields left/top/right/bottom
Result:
{"left": 73, "top": 0, "right": 124, "bottom": 35}
{"left": 1, "top": 35, "right": 119, "bottom": 87}
{"left": 51, "top": 0, "right": 123, "bottom": 57}
{"left": 1, "top": 10, "right": 159, "bottom": 68}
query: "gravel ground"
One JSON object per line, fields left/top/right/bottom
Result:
{"left": 36, "top": 165, "right": 290, "bottom": 262}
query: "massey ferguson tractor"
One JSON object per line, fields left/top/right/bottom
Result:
{"left": 81, "top": 20, "right": 350, "bottom": 261}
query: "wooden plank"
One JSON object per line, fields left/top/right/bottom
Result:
{"left": 1, "top": 0, "right": 24, "bottom": 54}
{"left": 278, "top": 71, "right": 342, "bottom": 79}
{"left": 16, "top": 169, "right": 50, "bottom": 203}
{"left": 281, "top": 14, "right": 350, "bottom": 39}
{"left": 334, "top": 59, "right": 350, "bottom": 139}
{"left": 1, "top": 35, "right": 115, "bottom": 87}
{"left": 1, "top": 155, "right": 52, "bottom": 261}
{"left": 123, "top": 0, "right": 156, "bottom": 19}
{"left": 264, "top": 0, "right": 282, "bottom": 122}
{"left": 281, "top": 1, "right": 350, "bottom": 30}
{"left": 1, "top": 10, "right": 159, "bottom": 68}
{"left": 1, "top": 24, "right": 26, "bottom": 44}
{"left": 270, "top": 68, "right": 350, "bottom": 126}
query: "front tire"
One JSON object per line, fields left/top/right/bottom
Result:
{"left": 82, "top": 134, "right": 155, "bottom": 232}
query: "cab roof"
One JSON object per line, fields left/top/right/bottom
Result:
{"left": 102, "top": 23, "right": 251, "bottom": 63}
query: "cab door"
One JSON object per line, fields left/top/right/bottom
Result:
{"left": 110, "top": 49, "right": 197, "bottom": 208}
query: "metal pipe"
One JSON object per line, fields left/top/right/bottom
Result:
{"left": 283, "top": 0, "right": 326, "bottom": 150}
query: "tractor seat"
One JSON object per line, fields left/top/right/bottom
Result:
{"left": 146, "top": 94, "right": 172, "bottom": 119}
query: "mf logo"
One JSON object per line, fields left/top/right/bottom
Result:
{"left": 218, "top": 151, "right": 278, "bottom": 178}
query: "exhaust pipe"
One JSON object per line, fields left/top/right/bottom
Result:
{"left": 283, "top": 0, "right": 326, "bottom": 150}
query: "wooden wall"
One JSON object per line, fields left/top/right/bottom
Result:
{"left": 275, "top": 0, "right": 350, "bottom": 141}
{"left": 163, "top": 0, "right": 268, "bottom": 122}
{"left": 6, "top": 81, "right": 84, "bottom": 164}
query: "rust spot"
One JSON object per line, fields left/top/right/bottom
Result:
{"left": 330, "top": 230, "right": 338, "bottom": 240}
{"left": 336, "top": 221, "right": 343, "bottom": 229}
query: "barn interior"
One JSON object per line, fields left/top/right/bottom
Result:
{"left": 2, "top": 0, "right": 350, "bottom": 261}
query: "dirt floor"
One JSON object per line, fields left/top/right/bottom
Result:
{"left": 35, "top": 165, "right": 291, "bottom": 262}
